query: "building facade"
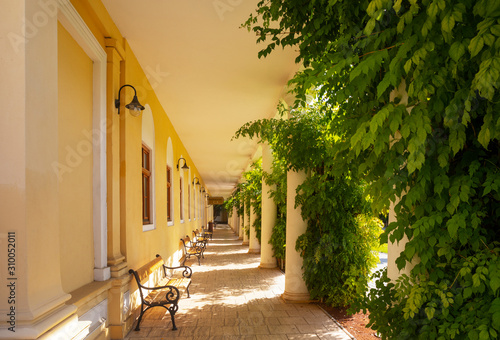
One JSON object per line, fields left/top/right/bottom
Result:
{"left": 1, "top": 1, "right": 213, "bottom": 338}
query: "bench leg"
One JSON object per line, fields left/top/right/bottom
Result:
{"left": 135, "top": 304, "right": 147, "bottom": 331}
{"left": 168, "top": 305, "right": 179, "bottom": 330}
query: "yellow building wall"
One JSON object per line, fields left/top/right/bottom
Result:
{"left": 70, "top": 0, "right": 209, "bottom": 272}
{"left": 121, "top": 46, "right": 206, "bottom": 269}
{"left": 57, "top": 22, "right": 95, "bottom": 293}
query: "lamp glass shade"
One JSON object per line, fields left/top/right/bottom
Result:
{"left": 125, "top": 95, "right": 145, "bottom": 117}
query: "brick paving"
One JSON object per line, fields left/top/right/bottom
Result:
{"left": 125, "top": 225, "right": 353, "bottom": 340}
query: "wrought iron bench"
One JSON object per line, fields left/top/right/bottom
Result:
{"left": 180, "top": 235, "right": 203, "bottom": 266}
{"left": 128, "top": 254, "right": 192, "bottom": 331}
{"left": 192, "top": 229, "right": 209, "bottom": 258}
{"left": 201, "top": 226, "right": 213, "bottom": 240}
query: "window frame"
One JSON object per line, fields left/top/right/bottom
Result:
{"left": 179, "top": 176, "right": 184, "bottom": 223}
{"left": 142, "top": 143, "right": 152, "bottom": 225}
{"left": 167, "top": 165, "right": 172, "bottom": 222}
{"left": 188, "top": 183, "right": 191, "bottom": 221}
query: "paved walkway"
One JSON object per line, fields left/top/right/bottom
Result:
{"left": 125, "top": 224, "right": 353, "bottom": 340}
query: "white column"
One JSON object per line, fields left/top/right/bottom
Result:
{"left": 283, "top": 170, "right": 310, "bottom": 302}
{"left": 248, "top": 199, "right": 261, "bottom": 254}
{"left": 260, "top": 144, "right": 277, "bottom": 268}
{"left": 0, "top": 1, "right": 77, "bottom": 337}
{"left": 239, "top": 201, "right": 244, "bottom": 240}
{"left": 235, "top": 207, "right": 240, "bottom": 235}
{"left": 387, "top": 199, "right": 417, "bottom": 280}
{"left": 233, "top": 206, "right": 239, "bottom": 233}
{"left": 242, "top": 200, "right": 250, "bottom": 246}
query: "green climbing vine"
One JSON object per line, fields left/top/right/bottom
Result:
{"left": 264, "top": 155, "right": 288, "bottom": 262}
{"left": 234, "top": 101, "right": 381, "bottom": 306}
{"left": 225, "top": 161, "right": 263, "bottom": 242}
{"left": 243, "top": 0, "right": 500, "bottom": 338}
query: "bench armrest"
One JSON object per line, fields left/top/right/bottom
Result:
{"left": 186, "top": 244, "right": 203, "bottom": 253}
{"left": 142, "top": 284, "right": 181, "bottom": 305}
{"left": 163, "top": 265, "right": 192, "bottom": 278}
{"left": 155, "top": 254, "right": 193, "bottom": 277}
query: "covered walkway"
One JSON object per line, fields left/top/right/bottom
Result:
{"left": 125, "top": 225, "right": 353, "bottom": 339}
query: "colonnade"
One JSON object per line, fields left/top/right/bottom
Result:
{"left": 228, "top": 143, "right": 310, "bottom": 301}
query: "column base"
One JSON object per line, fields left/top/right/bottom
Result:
{"left": 109, "top": 262, "right": 128, "bottom": 278}
{"left": 259, "top": 261, "right": 277, "bottom": 269}
{"left": 242, "top": 241, "right": 249, "bottom": 246}
{"left": 94, "top": 267, "right": 111, "bottom": 281}
{"left": 281, "top": 291, "right": 311, "bottom": 303}
{"left": 248, "top": 248, "right": 261, "bottom": 254}
{"left": 238, "top": 236, "right": 243, "bottom": 240}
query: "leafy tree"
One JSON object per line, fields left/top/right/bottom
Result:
{"left": 235, "top": 103, "right": 381, "bottom": 306}
{"left": 244, "top": 0, "right": 500, "bottom": 338}
{"left": 226, "top": 162, "right": 263, "bottom": 241}
{"left": 264, "top": 154, "right": 288, "bottom": 261}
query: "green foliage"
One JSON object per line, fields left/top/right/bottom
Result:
{"left": 225, "top": 161, "right": 263, "bottom": 242}
{"left": 235, "top": 99, "right": 381, "bottom": 307}
{"left": 296, "top": 174, "right": 381, "bottom": 306}
{"left": 265, "top": 155, "right": 288, "bottom": 260}
{"left": 270, "top": 217, "right": 287, "bottom": 260}
{"left": 356, "top": 243, "right": 500, "bottom": 339}
{"left": 244, "top": 0, "right": 500, "bottom": 337}
{"left": 224, "top": 187, "right": 242, "bottom": 216}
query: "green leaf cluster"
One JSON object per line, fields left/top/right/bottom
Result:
{"left": 296, "top": 174, "right": 381, "bottom": 306}
{"left": 225, "top": 161, "right": 263, "bottom": 242}
{"left": 244, "top": 0, "right": 500, "bottom": 337}
{"left": 234, "top": 101, "right": 382, "bottom": 306}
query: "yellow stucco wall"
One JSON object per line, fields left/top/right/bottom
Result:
{"left": 71, "top": 0, "right": 209, "bottom": 272}
{"left": 1, "top": 1, "right": 210, "bottom": 338}
{"left": 57, "top": 22, "right": 95, "bottom": 293}
{"left": 120, "top": 45, "right": 206, "bottom": 269}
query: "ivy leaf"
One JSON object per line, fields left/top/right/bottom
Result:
{"left": 491, "top": 276, "right": 500, "bottom": 294}
{"left": 422, "top": 19, "right": 433, "bottom": 37}
{"left": 365, "top": 18, "right": 376, "bottom": 35}
{"left": 390, "top": 118, "right": 400, "bottom": 133}
{"left": 469, "top": 36, "right": 485, "bottom": 58}
{"left": 464, "top": 287, "right": 473, "bottom": 299}
{"left": 425, "top": 307, "right": 436, "bottom": 320}
{"left": 449, "top": 41, "right": 466, "bottom": 62}
{"left": 491, "top": 25, "right": 500, "bottom": 37}
{"left": 441, "top": 13, "right": 455, "bottom": 34}
{"left": 428, "top": 236, "right": 437, "bottom": 247}
{"left": 405, "top": 244, "right": 416, "bottom": 260}
{"left": 447, "top": 218, "right": 459, "bottom": 238}
{"left": 393, "top": 0, "right": 403, "bottom": 12}
{"left": 377, "top": 73, "right": 393, "bottom": 98}
{"left": 479, "top": 330, "right": 489, "bottom": 340}
{"left": 404, "top": 59, "right": 412, "bottom": 74}
{"left": 493, "top": 311, "right": 500, "bottom": 330}
{"left": 478, "top": 127, "right": 491, "bottom": 149}
{"left": 450, "top": 126, "right": 466, "bottom": 155}
{"left": 427, "top": 2, "right": 438, "bottom": 18}
{"left": 438, "top": 153, "right": 449, "bottom": 168}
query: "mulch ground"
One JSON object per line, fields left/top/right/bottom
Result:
{"left": 319, "top": 303, "right": 380, "bottom": 340}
